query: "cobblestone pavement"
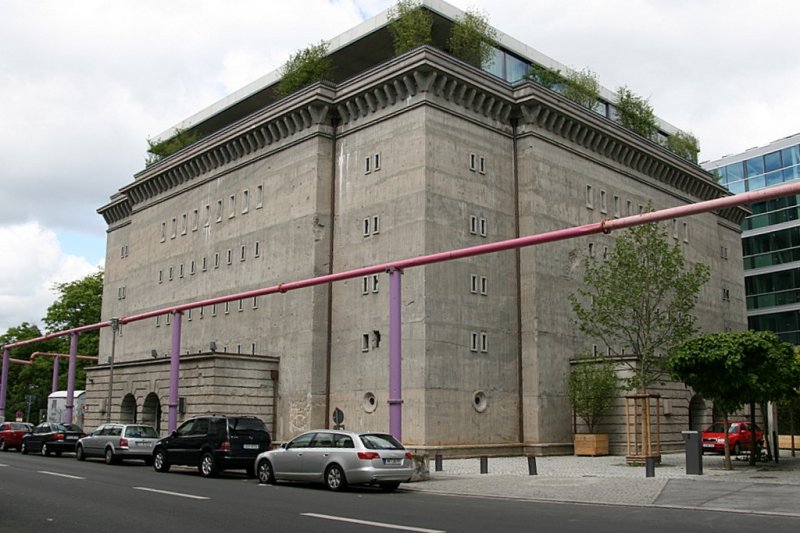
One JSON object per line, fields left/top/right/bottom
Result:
{"left": 403, "top": 453, "right": 800, "bottom": 517}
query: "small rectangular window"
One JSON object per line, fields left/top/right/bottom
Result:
{"left": 613, "top": 195, "right": 620, "bottom": 218}
{"left": 603, "top": 247, "right": 608, "bottom": 260}
{"left": 158, "top": 270, "right": 163, "bottom": 284}
{"left": 480, "top": 332, "right": 488, "bottom": 353}
{"left": 480, "top": 276, "right": 487, "bottom": 295}
{"left": 600, "top": 190, "right": 607, "bottom": 213}
{"left": 478, "top": 156, "right": 486, "bottom": 174}
{"left": 179, "top": 263, "right": 184, "bottom": 278}
{"left": 372, "top": 275, "right": 379, "bottom": 293}
{"left": 374, "top": 153, "right": 381, "bottom": 171}
{"left": 238, "top": 299, "right": 244, "bottom": 312}
{"left": 187, "top": 309, "right": 192, "bottom": 321}
{"left": 720, "top": 246, "right": 728, "bottom": 259}
{"left": 202, "top": 257, "right": 207, "bottom": 271}
{"left": 171, "top": 217, "right": 177, "bottom": 238}
{"left": 190, "top": 260, "right": 196, "bottom": 275}
{"left": 256, "top": 185, "right": 264, "bottom": 209}
{"left": 469, "top": 215, "right": 478, "bottom": 235}
{"left": 362, "top": 276, "right": 369, "bottom": 295}
{"left": 672, "top": 219, "right": 679, "bottom": 239}
{"left": 181, "top": 213, "right": 188, "bottom": 235}
{"left": 626, "top": 200, "right": 633, "bottom": 216}
{"left": 204, "top": 205, "right": 211, "bottom": 227}
{"left": 586, "top": 185, "right": 594, "bottom": 209}
{"left": 240, "top": 245, "right": 246, "bottom": 261}
{"left": 479, "top": 218, "right": 487, "bottom": 237}
{"left": 242, "top": 190, "right": 249, "bottom": 213}
{"left": 683, "top": 222, "right": 689, "bottom": 243}
{"left": 588, "top": 243, "right": 595, "bottom": 257}
{"left": 470, "top": 332, "right": 478, "bottom": 352}
{"left": 224, "top": 302, "right": 230, "bottom": 315}
{"left": 211, "top": 304, "right": 217, "bottom": 317}
{"left": 362, "top": 333, "right": 370, "bottom": 352}
{"left": 638, "top": 204, "right": 644, "bottom": 214}
{"left": 229, "top": 195, "right": 236, "bottom": 218}
{"left": 117, "top": 286, "right": 125, "bottom": 300}
{"left": 155, "top": 316, "right": 160, "bottom": 327}
{"left": 214, "top": 253, "right": 220, "bottom": 269}
{"left": 254, "top": 241, "right": 261, "bottom": 258}
{"left": 165, "top": 313, "right": 171, "bottom": 326}
{"left": 216, "top": 200, "right": 223, "bottom": 222}
{"left": 364, "top": 156, "right": 372, "bottom": 174}
{"left": 469, "top": 153, "right": 477, "bottom": 171}
{"left": 372, "top": 215, "right": 380, "bottom": 235}
{"left": 192, "top": 209, "right": 199, "bottom": 231}
{"left": 252, "top": 296, "right": 258, "bottom": 309}
{"left": 722, "top": 288, "right": 731, "bottom": 302}
{"left": 168, "top": 267, "right": 174, "bottom": 281}
{"left": 226, "top": 249, "right": 232, "bottom": 265}
{"left": 199, "top": 307, "right": 204, "bottom": 319}
{"left": 363, "top": 218, "right": 370, "bottom": 237}
{"left": 160, "top": 221, "right": 167, "bottom": 242}
{"left": 470, "top": 274, "right": 478, "bottom": 294}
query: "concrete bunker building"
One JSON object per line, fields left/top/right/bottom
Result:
{"left": 89, "top": 0, "right": 747, "bottom": 455}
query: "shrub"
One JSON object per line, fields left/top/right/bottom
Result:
{"left": 666, "top": 130, "right": 700, "bottom": 162}
{"left": 615, "top": 86, "right": 657, "bottom": 140}
{"left": 561, "top": 68, "right": 600, "bottom": 109}
{"left": 567, "top": 357, "right": 619, "bottom": 434}
{"left": 276, "top": 41, "right": 333, "bottom": 98}
{"left": 525, "top": 63, "right": 563, "bottom": 90}
{"left": 146, "top": 128, "right": 200, "bottom": 166}
{"left": 447, "top": 8, "right": 497, "bottom": 68}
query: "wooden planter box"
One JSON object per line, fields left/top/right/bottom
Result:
{"left": 574, "top": 433, "right": 609, "bottom": 456}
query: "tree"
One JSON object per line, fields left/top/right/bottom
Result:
{"left": 447, "top": 8, "right": 497, "bottom": 68}
{"left": 561, "top": 68, "right": 600, "bottom": 110}
{"left": 387, "top": 0, "right": 433, "bottom": 55}
{"left": 146, "top": 128, "right": 200, "bottom": 166}
{"left": 567, "top": 356, "right": 619, "bottom": 433}
{"left": 1, "top": 323, "right": 59, "bottom": 422}
{"left": 276, "top": 41, "right": 333, "bottom": 98}
{"left": 615, "top": 86, "right": 657, "bottom": 140}
{"left": 665, "top": 131, "right": 700, "bottom": 162}
{"left": 669, "top": 330, "right": 800, "bottom": 468}
{"left": 569, "top": 218, "right": 710, "bottom": 391}
{"left": 525, "top": 63, "right": 563, "bottom": 89}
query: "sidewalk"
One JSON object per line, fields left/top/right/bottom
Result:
{"left": 404, "top": 452, "right": 800, "bottom": 518}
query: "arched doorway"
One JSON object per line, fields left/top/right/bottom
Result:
{"left": 120, "top": 394, "right": 137, "bottom": 424}
{"left": 142, "top": 393, "right": 162, "bottom": 433}
{"left": 689, "top": 394, "right": 707, "bottom": 431}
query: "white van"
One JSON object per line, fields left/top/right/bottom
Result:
{"left": 47, "top": 390, "right": 86, "bottom": 427}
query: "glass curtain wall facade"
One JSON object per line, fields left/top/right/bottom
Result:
{"left": 704, "top": 134, "right": 800, "bottom": 344}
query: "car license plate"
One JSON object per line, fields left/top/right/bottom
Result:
{"left": 702, "top": 444, "right": 713, "bottom": 448}
{"left": 383, "top": 458, "right": 401, "bottom": 465}
{"left": 65, "top": 436, "right": 77, "bottom": 440}
{"left": 243, "top": 444, "right": 259, "bottom": 450}
{"left": 137, "top": 441, "right": 152, "bottom": 447}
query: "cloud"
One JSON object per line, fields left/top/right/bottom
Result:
{"left": 0, "top": 223, "right": 100, "bottom": 332}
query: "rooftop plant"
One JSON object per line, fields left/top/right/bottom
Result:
{"left": 388, "top": 0, "right": 433, "bottom": 55}
{"left": 615, "top": 86, "right": 657, "bottom": 140}
{"left": 146, "top": 128, "right": 200, "bottom": 166}
{"left": 665, "top": 130, "right": 700, "bottom": 162}
{"left": 276, "top": 41, "right": 333, "bottom": 99}
{"left": 447, "top": 8, "right": 497, "bottom": 68}
{"left": 561, "top": 68, "right": 600, "bottom": 110}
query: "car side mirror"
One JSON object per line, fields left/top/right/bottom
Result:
{"left": 282, "top": 442, "right": 288, "bottom": 449}
{"left": 171, "top": 431, "right": 178, "bottom": 438}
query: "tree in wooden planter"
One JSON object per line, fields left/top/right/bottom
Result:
{"left": 568, "top": 357, "right": 619, "bottom": 456}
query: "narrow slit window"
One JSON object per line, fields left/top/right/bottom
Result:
{"left": 480, "top": 276, "right": 487, "bottom": 295}
{"left": 256, "top": 185, "right": 263, "bottom": 208}
{"left": 228, "top": 195, "right": 236, "bottom": 218}
{"left": 181, "top": 213, "right": 187, "bottom": 235}
{"left": 588, "top": 243, "right": 595, "bottom": 257}
{"left": 214, "top": 253, "right": 220, "bottom": 269}
{"left": 469, "top": 153, "right": 477, "bottom": 171}
{"left": 600, "top": 190, "right": 607, "bottom": 213}
{"left": 190, "top": 260, "right": 196, "bottom": 275}
{"left": 362, "top": 333, "right": 370, "bottom": 352}
{"left": 372, "top": 215, "right": 380, "bottom": 235}
{"left": 252, "top": 296, "right": 258, "bottom": 309}
{"left": 362, "top": 276, "right": 369, "bottom": 295}
{"left": 363, "top": 218, "right": 370, "bottom": 237}
{"left": 254, "top": 241, "right": 261, "bottom": 258}
{"left": 613, "top": 195, "right": 620, "bottom": 218}
{"left": 158, "top": 270, "right": 163, "bottom": 284}
{"left": 187, "top": 309, "right": 192, "bottom": 321}
{"left": 478, "top": 156, "right": 486, "bottom": 174}
{"left": 179, "top": 264, "right": 184, "bottom": 278}
{"left": 469, "top": 215, "right": 478, "bottom": 235}
{"left": 626, "top": 200, "right": 633, "bottom": 216}
{"left": 479, "top": 218, "right": 487, "bottom": 237}
{"left": 672, "top": 219, "right": 679, "bottom": 239}
{"left": 372, "top": 275, "right": 379, "bottom": 293}
{"left": 199, "top": 307, "right": 204, "bottom": 319}
{"left": 216, "top": 200, "right": 223, "bottom": 222}
{"left": 226, "top": 249, "right": 232, "bottom": 265}
{"left": 470, "top": 332, "right": 478, "bottom": 352}
{"left": 470, "top": 274, "right": 478, "bottom": 294}
{"left": 155, "top": 316, "right": 160, "bottom": 327}
{"left": 224, "top": 302, "right": 230, "bottom": 314}
{"left": 211, "top": 304, "right": 217, "bottom": 317}
{"left": 480, "top": 332, "right": 488, "bottom": 353}
{"left": 364, "top": 156, "right": 372, "bottom": 174}
{"left": 238, "top": 299, "right": 244, "bottom": 312}
{"left": 160, "top": 222, "right": 167, "bottom": 242}
{"left": 192, "top": 209, "right": 199, "bottom": 231}
{"left": 204, "top": 205, "right": 211, "bottom": 227}
{"left": 165, "top": 314, "right": 171, "bottom": 326}
{"left": 683, "top": 222, "right": 689, "bottom": 243}
{"left": 240, "top": 245, "right": 246, "bottom": 261}
{"left": 202, "top": 257, "right": 207, "bottom": 271}
{"left": 242, "top": 190, "right": 249, "bottom": 213}
{"left": 374, "top": 153, "right": 381, "bottom": 171}
{"left": 168, "top": 267, "right": 174, "bottom": 281}
{"left": 585, "top": 185, "right": 594, "bottom": 209}
{"left": 171, "top": 217, "right": 177, "bottom": 238}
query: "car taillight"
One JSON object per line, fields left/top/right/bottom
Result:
{"left": 119, "top": 437, "right": 128, "bottom": 448}
{"left": 219, "top": 439, "right": 231, "bottom": 451}
{"left": 404, "top": 452, "right": 414, "bottom": 460}
{"left": 357, "top": 451, "right": 380, "bottom": 460}
{"left": 52, "top": 433, "right": 64, "bottom": 441}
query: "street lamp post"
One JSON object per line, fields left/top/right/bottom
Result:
{"left": 106, "top": 318, "right": 119, "bottom": 423}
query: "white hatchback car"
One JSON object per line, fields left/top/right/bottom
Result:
{"left": 255, "top": 430, "right": 413, "bottom": 491}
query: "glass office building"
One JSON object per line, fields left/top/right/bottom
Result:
{"left": 704, "top": 133, "right": 800, "bottom": 344}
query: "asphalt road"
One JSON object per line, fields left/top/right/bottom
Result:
{"left": 1, "top": 452, "right": 799, "bottom": 532}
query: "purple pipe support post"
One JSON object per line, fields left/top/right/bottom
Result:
{"left": 388, "top": 267, "right": 403, "bottom": 440}
{"left": 65, "top": 333, "right": 78, "bottom": 425}
{"left": 0, "top": 348, "right": 9, "bottom": 421}
{"left": 168, "top": 312, "right": 183, "bottom": 433}
{"left": 51, "top": 356, "right": 59, "bottom": 394}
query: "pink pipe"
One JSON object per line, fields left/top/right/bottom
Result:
{"left": 30, "top": 352, "right": 98, "bottom": 362}
{"left": 9, "top": 358, "right": 32, "bottom": 365}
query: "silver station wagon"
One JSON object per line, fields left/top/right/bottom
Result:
{"left": 76, "top": 423, "right": 159, "bottom": 465}
{"left": 255, "top": 430, "right": 413, "bottom": 491}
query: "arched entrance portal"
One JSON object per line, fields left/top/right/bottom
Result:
{"left": 689, "top": 394, "right": 707, "bottom": 431}
{"left": 142, "top": 393, "right": 162, "bottom": 433}
{"left": 120, "top": 394, "right": 137, "bottom": 424}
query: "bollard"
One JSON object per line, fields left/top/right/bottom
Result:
{"left": 645, "top": 456, "right": 656, "bottom": 478}
{"left": 527, "top": 455, "right": 537, "bottom": 476}
{"left": 480, "top": 455, "right": 488, "bottom": 474}
{"left": 435, "top": 454, "right": 443, "bottom": 472}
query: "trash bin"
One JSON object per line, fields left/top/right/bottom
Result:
{"left": 681, "top": 430, "right": 703, "bottom": 475}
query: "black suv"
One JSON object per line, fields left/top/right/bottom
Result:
{"left": 152, "top": 415, "right": 271, "bottom": 477}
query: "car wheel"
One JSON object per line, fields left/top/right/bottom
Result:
{"left": 153, "top": 449, "right": 170, "bottom": 473}
{"left": 105, "top": 447, "right": 117, "bottom": 465}
{"left": 324, "top": 464, "right": 347, "bottom": 491}
{"left": 733, "top": 442, "right": 741, "bottom": 456}
{"left": 76, "top": 445, "right": 85, "bottom": 461}
{"left": 199, "top": 452, "right": 218, "bottom": 478}
{"left": 257, "top": 459, "right": 275, "bottom": 484}
{"left": 379, "top": 482, "right": 400, "bottom": 492}
{"left": 20, "top": 442, "right": 28, "bottom": 455}
{"left": 41, "top": 443, "right": 50, "bottom": 457}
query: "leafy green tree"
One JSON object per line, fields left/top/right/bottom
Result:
{"left": 569, "top": 218, "right": 710, "bottom": 391}
{"left": 447, "top": 8, "right": 497, "bottom": 68}
{"left": 567, "top": 356, "right": 619, "bottom": 433}
{"left": 669, "top": 330, "right": 800, "bottom": 468}
{"left": 1, "top": 323, "right": 58, "bottom": 422}
{"left": 615, "top": 86, "right": 658, "bottom": 139}
{"left": 276, "top": 41, "right": 333, "bottom": 98}
{"left": 525, "top": 63, "right": 563, "bottom": 89}
{"left": 561, "top": 68, "right": 600, "bottom": 109}
{"left": 44, "top": 270, "right": 103, "bottom": 358}
{"left": 146, "top": 128, "right": 200, "bottom": 166}
{"left": 388, "top": 0, "right": 433, "bottom": 55}
{"left": 666, "top": 130, "right": 700, "bottom": 162}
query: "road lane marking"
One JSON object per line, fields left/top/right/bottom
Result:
{"left": 38, "top": 471, "right": 85, "bottom": 480}
{"left": 301, "top": 513, "right": 445, "bottom": 533}
{"left": 133, "top": 487, "right": 210, "bottom": 500}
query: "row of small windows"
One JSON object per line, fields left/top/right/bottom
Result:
{"left": 469, "top": 216, "right": 488, "bottom": 237}
{"left": 470, "top": 332, "right": 489, "bottom": 353}
{"left": 586, "top": 185, "right": 635, "bottom": 218}
{"left": 160, "top": 186, "right": 264, "bottom": 242}
{"left": 120, "top": 245, "right": 129, "bottom": 259}
{"left": 155, "top": 298, "right": 260, "bottom": 326}
{"left": 469, "top": 153, "right": 487, "bottom": 174}
{"left": 714, "top": 144, "right": 800, "bottom": 194}
{"left": 364, "top": 153, "right": 381, "bottom": 174}
{"left": 744, "top": 195, "right": 800, "bottom": 231}
{"left": 470, "top": 274, "right": 488, "bottom": 295}
{"left": 158, "top": 242, "right": 261, "bottom": 283}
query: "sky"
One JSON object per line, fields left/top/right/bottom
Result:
{"left": 1, "top": 0, "right": 798, "bottom": 333}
